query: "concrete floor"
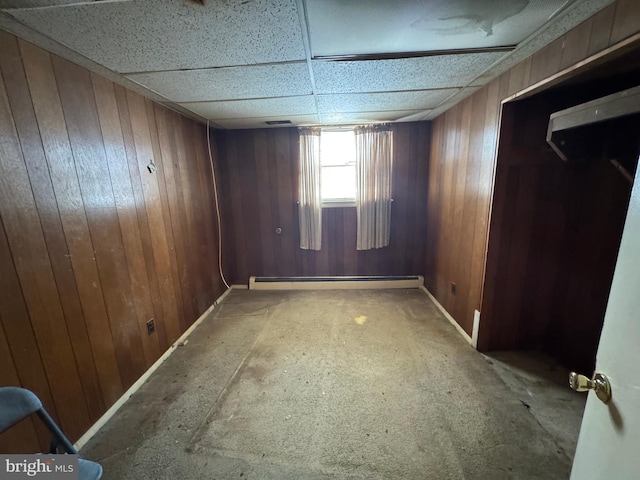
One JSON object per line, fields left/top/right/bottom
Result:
{"left": 81, "top": 289, "right": 582, "bottom": 479}
{"left": 485, "top": 351, "right": 586, "bottom": 462}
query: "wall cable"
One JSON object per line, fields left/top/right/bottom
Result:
{"left": 206, "top": 120, "right": 230, "bottom": 289}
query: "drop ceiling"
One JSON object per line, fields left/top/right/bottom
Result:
{"left": 0, "top": 0, "right": 613, "bottom": 129}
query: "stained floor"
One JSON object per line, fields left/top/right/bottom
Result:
{"left": 81, "top": 289, "right": 580, "bottom": 479}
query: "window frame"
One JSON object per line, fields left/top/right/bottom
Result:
{"left": 320, "top": 128, "right": 357, "bottom": 208}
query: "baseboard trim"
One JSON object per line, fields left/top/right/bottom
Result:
{"left": 249, "top": 275, "right": 424, "bottom": 290}
{"left": 419, "top": 286, "right": 475, "bottom": 348}
{"left": 73, "top": 285, "right": 234, "bottom": 451}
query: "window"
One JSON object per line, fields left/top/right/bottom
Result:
{"left": 298, "top": 125, "right": 393, "bottom": 251}
{"left": 320, "top": 130, "right": 356, "bottom": 206}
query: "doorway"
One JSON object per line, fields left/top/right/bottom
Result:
{"left": 478, "top": 39, "right": 640, "bottom": 457}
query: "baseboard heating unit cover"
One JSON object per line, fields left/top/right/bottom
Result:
{"left": 249, "top": 275, "right": 424, "bottom": 290}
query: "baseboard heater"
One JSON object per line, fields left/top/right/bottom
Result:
{"left": 249, "top": 275, "right": 424, "bottom": 290}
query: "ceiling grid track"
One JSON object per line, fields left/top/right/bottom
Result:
{"left": 0, "top": 0, "right": 618, "bottom": 128}
{"left": 296, "top": 0, "right": 320, "bottom": 126}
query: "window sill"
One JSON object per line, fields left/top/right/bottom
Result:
{"left": 322, "top": 200, "right": 356, "bottom": 208}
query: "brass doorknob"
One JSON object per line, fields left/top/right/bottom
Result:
{"left": 569, "top": 372, "right": 611, "bottom": 404}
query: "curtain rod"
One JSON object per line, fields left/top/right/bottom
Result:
{"left": 305, "top": 122, "right": 393, "bottom": 131}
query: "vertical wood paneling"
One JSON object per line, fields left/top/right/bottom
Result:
{"left": 466, "top": 88, "right": 492, "bottom": 310}
{"left": 507, "top": 60, "right": 528, "bottom": 97}
{"left": 254, "top": 130, "right": 276, "bottom": 275}
{"left": 0, "top": 315, "right": 40, "bottom": 453}
{"left": 239, "top": 133, "right": 263, "bottom": 276}
{"left": 529, "top": 36, "right": 565, "bottom": 85}
{"left": 173, "top": 111, "right": 197, "bottom": 318}
{"left": 188, "top": 116, "right": 216, "bottom": 309}
{"left": 186, "top": 117, "right": 215, "bottom": 309}
{"left": 390, "top": 123, "right": 412, "bottom": 274}
{"left": 610, "top": 0, "right": 640, "bottom": 43}
{"left": 498, "top": 166, "right": 539, "bottom": 346}
{"left": 20, "top": 40, "right": 125, "bottom": 407}
{"left": 217, "top": 123, "right": 430, "bottom": 283}
{"left": 113, "top": 84, "right": 169, "bottom": 352}
{"left": 172, "top": 114, "right": 199, "bottom": 317}
{"left": 92, "top": 73, "right": 161, "bottom": 368}
{"left": 425, "top": 116, "right": 444, "bottom": 285}
{"left": 426, "top": 0, "right": 640, "bottom": 343}
{"left": 588, "top": 4, "right": 616, "bottom": 55}
{"left": 448, "top": 99, "right": 472, "bottom": 329}
{"left": 145, "top": 99, "right": 188, "bottom": 335}
{"left": 275, "top": 128, "right": 297, "bottom": 276}
{"left": 190, "top": 119, "right": 221, "bottom": 308}
{"left": 411, "top": 122, "right": 430, "bottom": 274}
{"left": 426, "top": 79, "right": 500, "bottom": 337}
{"left": 220, "top": 131, "right": 248, "bottom": 281}
{"left": 0, "top": 32, "right": 223, "bottom": 452}
{"left": 0, "top": 68, "right": 91, "bottom": 440}
{"left": 0, "top": 31, "right": 104, "bottom": 422}
{"left": 127, "top": 91, "right": 182, "bottom": 346}
{"left": 0, "top": 219, "right": 55, "bottom": 452}
{"left": 154, "top": 107, "right": 195, "bottom": 324}
{"left": 342, "top": 208, "right": 357, "bottom": 274}
{"left": 560, "top": 18, "right": 593, "bottom": 70}
{"left": 54, "top": 56, "right": 147, "bottom": 389}
{"left": 456, "top": 94, "right": 483, "bottom": 333}
{"left": 438, "top": 108, "right": 460, "bottom": 304}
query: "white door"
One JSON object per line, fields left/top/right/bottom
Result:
{"left": 570, "top": 160, "right": 640, "bottom": 480}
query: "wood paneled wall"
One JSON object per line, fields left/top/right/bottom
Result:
{"left": 215, "top": 122, "right": 431, "bottom": 284}
{"left": 426, "top": 0, "right": 640, "bottom": 341}
{"left": 0, "top": 31, "right": 224, "bottom": 452}
{"left": 425, "top": 85, "right": 499, "bottom": 336}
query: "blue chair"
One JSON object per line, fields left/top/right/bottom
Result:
{"left": 0, "top": 387, "right": 102, "bottom": 479}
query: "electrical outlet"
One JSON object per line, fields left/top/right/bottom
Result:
{"left": 146, "top": 319, "right": 155, "bottom": 335}
{"left": 451, "top": 282, "right": 456, "bottom": 294}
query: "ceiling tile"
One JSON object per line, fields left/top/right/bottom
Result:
{"left": 306, "top": 0, "right": 574, "bottom": 56}
{"left": 319, "top": 110, "right": 424, "bottom": 125}
{"left": 395, "top": 111, "right": 434, "bottom": 122}
{"left": 127, "top": 63, "right": 312, "bottom": 103}
{"left": 316, "top": 89, "right": 459, "bottom": 114}
{"left": 312, "top": 52, "right": 507, "bottom": 94}
{"left": 214, "top": 114, "right": 320, "bottom": 130}
{"left": 422, "top": 85, "right": 484, "bottom": 119}
{"left": 7, "top": 0, "right": 306, "bottom": 72}
{"left": 1, "top": 0, "right": 608, "bottom": 129}
{"left": 179, "top": 96, "right": 317, "bottom": 120}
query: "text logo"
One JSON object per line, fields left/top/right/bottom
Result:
{"left": 0, "top": 455, "right": 77, "bottom": 479}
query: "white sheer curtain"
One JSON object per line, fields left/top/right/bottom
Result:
{"left": 298, "top": 127, "right": 322, "bottom": 250}
{"left": 355, "top": 124, "right": 393, "bottom": 250}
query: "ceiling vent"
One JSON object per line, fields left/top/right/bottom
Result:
{"left": 265, "top": 120, "right": 292, "bottom": 125}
